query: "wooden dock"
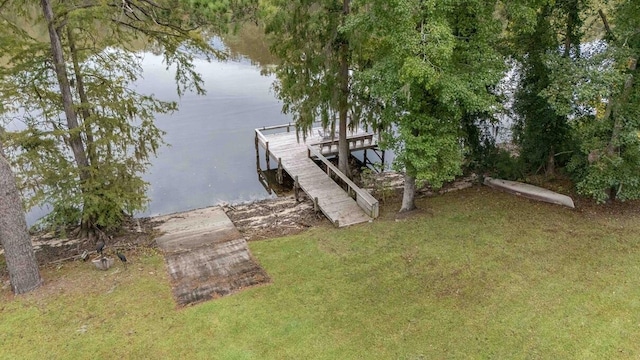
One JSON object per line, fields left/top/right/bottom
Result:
{"left": 255, "top": 124, "right": 380, "bottom": 227}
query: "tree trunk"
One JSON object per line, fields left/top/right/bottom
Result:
{"left": 41, "top": 0, "right": 90, "bottom": 178}
{"left": 337, "top": 0, "right": 351, "bottom": 178}
{"left": 42, "top": 0, "right": 94, "bottom": 232}
{"left": 400, "top": 172, "right": 417, "bottom": 212}
{"left": 0, "top": 143, "right": 42, "bottom": 295}
{"left": 604, "top": 57, "right": 636, "bottom": 202}
{"left": 606, "top": 57, "right": 636, "bottom": 157}
{"left": 67, "top": 26, "right": 97, "bottom": 167}
{"left": 545, "top": 145, "right": 555, "bottom": 177}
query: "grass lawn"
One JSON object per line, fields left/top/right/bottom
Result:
{"left": 2, "top": 187, "right": 640, "bottom": 359}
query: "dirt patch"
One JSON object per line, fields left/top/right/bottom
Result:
{"left": 0, "top": 217, "right": 163, "bottom": 273}
{"left": 224, "top": 195, "right": 330, "bottom": 241}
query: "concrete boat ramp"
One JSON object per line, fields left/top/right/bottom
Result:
{"left": 155, "top": 207, "right": 269, "bottom": 306}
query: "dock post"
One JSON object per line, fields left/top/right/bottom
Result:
{"left": 265, "top": 141, "right": 271, "bottom": 171}
{"left": 334, "top": 219, "right": 340, "bottom": 227}
{"left": 381, "top": 150, "right": 385, "bottom": 171}
{"left": 277, "top": 158, "right": 283, "bottom": 184}
{"left": 294, "top": 176, "right": 300, "bottom": 202}
{"left": 313, "top": 197, "right": 319, "bottom": 213}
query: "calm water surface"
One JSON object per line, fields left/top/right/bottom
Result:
{"left": 135, "top": 55, "right": 290, "bottom": 217}
{"left": 25, "top": 49, "right": 290, "bottom": 224}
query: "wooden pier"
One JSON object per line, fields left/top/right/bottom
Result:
{"left": 255, "top": 123, "right": 380, "bottom": 227}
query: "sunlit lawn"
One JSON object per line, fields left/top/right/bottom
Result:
{"left": 2, "top": 187, "right": 640, "bottom": 359}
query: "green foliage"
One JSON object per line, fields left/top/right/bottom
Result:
{"left": 0, "top": 1, "right": 237, "bottom": 230}
{"left": 352, "top": 0, "right": 505, "bottom": 190}
{"left": 462, "top": 120, "right": 525, "bottom": 181}
{"left": 573, "top": 151, "right": 640, "bottom": 203}
{"left": 389, "top": 114, "right": 463, "bottom": 189}
{"left": 509, "top": 1, "right": 581, "bottom": 175}
{"left": 539, "top": 1, "right": 640, "bottom": 202}
{"left": 504, "top": 0, "right": 639, "bottom": 202}
{"left": 1, "top": 48, "right": 172, "bottom": 230}
{"left": 484, "top": 147, "right": 526, "bottom": 180}
{"left": 264, "top": 0, "right": 369, "bottom": 134}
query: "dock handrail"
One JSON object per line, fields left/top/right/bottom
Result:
{"left": 310, "top": 132, "right": 377, "bottom": 156}
{"left": 307, "top": 145, "right": 379, "bottom": 219}
{"left": 255, "top": 123, "right": 293, "bottom": 147}
{"left": 255, "top": 123, "right": 296, "bottom": 132}
{"left": 255, "top": 129, "right": 269, "bottom": 148}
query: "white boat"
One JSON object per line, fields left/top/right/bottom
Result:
{"left": 484, "top": 177, "right": 575, "bottom": 209}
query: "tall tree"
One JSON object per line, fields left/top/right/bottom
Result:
{"left": 352, "top": 0, "right": 505, "bottom": 211}
{"left": 265, "top": 0, "right": 365, "bottom": 177}
{"left": 542, "top": 1, "right": 639, "bottom": 202}
{"left": 0, "top": 132, "right": 42, "bottom": 295}
{"left": 0, "top": 1, "right": 233, "bottom": 233}
{"left": 509, "top": 0, "right": 584, "bottom": 176}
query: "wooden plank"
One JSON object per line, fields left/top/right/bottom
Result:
{"left": 155, "top": 207, "right": 269, "bottom": 306}
{"left": 255, "top": 124, "right": 380, "bottom": 227}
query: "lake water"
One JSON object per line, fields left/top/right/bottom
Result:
{"left": 136, "top": 55, "right": 291, "bottom": 217}
{"left": 25, "top": 48, "right": 292, "bottom": 224}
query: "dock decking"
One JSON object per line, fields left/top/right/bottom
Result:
{"left": 255, "top": 124, "right": 380, "bottom": 227}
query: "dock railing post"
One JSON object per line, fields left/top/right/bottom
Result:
{"left": 277, "top": 158, "right": 283, "bottom": 184}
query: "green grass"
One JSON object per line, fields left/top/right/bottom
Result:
{"left": 2, "top": 187, "right": 640, "bottom": 359}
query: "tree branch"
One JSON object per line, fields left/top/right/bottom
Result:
{"left": 598, "top": 9, "right": 616, "bottom": 41}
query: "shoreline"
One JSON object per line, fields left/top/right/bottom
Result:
{"left": 2, "top": 171, "right": 474, "bottom": 264}
{"left": 3, "top": 170, "right": 639, "bottom": 277}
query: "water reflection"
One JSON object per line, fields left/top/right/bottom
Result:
{"left": 222, "top": 25, "right": 279, "bottom": 69}
{"left": 135, "top": 54, "right": 290, "bottom": 218}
